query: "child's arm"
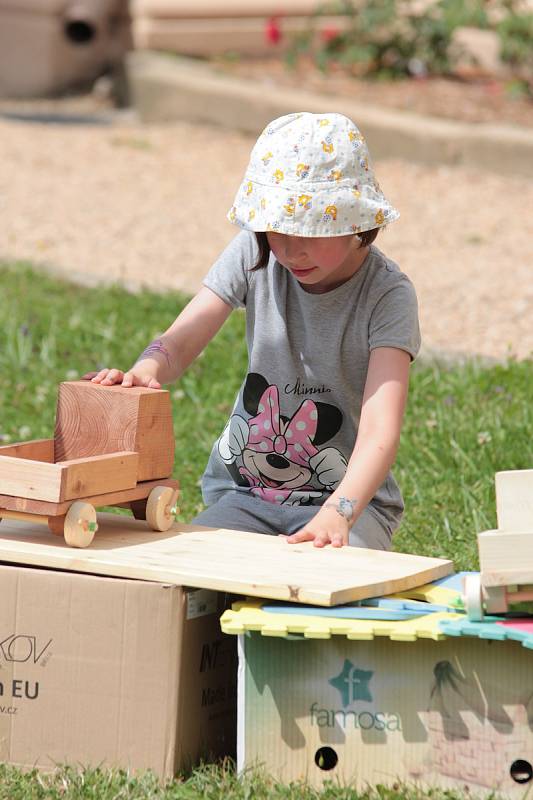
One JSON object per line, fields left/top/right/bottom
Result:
{"left": 89, "top": 287, "right": 233, "bottom": 388}
{"left": 286, "top": 346, "right": 411, "bottom": 548}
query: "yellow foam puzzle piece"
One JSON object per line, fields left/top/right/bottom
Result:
{"left": 220, "top": 600, "right": 462, "bottom": 641}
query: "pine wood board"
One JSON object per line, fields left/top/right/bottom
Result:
{"left": 0, "top": 478, "right": 180, "bottom": 515}
{"left": 478, "top": 529, "right": 533, "bottom": 585}
{"left": 0, "top": 451, "right": 139, "bottom": 502}
{"left": 0, "top": 512, "right": 453, "bottom": 606}
{"left": 495, "top": 469, "right": 533, "bottom": 531}
{"left": 0, "top": 438, "right": 54, "bottom": 461}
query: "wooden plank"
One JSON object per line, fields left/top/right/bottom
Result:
{"left": 478, "top": 529, "right": 533, "bottom": 585}
{"left": 0, "top": 452, "right": 139, "bottom": 503}
{"left": 495, "top": 469, "right": 533, "bottom": 531}
{"left": 136, "top": 390, "right": 175, "bottom": 481}
{"left": 0, "top": 438, "right": 54, "bottom": 462}
{"left": 0, "top": 456, "right": 63, "bottom": 502}
{"left": 0, "top": 478, "right": 180, "bottom": 516}
{"left": 58, "top": 452, "right": 139, "bottom": 501}
{"left": 0, "top": 513, "right": 453, "bottom": 606}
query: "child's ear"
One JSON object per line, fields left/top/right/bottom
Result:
{"left": 243, "top": 373, "right": 270, "bottom": 415}
{"left": 313, "top": 403, "right": 343, "bottom": 445}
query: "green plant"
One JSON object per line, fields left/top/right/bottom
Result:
{"left": 286, "top": 0, "right": 532, "bottom": 82}
{"left": 287, "top": 0, "right": 488, "bottom": 78}
{"left": 497, "top": 10, "right": 533, "bottom": 90}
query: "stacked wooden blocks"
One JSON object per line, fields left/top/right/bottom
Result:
{"left": 465, "top": 470, "right": 533, "bottom": 618}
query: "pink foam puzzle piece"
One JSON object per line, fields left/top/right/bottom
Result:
{"left": 497, "top": 619, "right": 533, "bottom": 634}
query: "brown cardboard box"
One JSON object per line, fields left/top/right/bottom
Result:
{"left": 0, "top": 563, "right": 236, "bottom": 776}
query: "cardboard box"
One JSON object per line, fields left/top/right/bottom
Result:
{"left": 0, "top": 562, "right": 236, "bottom": 776}
{"left": 237, "top": 632, "right": 533, "bottom": 796}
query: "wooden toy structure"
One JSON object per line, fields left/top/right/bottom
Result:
{"left": 0, "top": 382, "right": 179, "bottom": 548}
{"left": 463, "top": 469, "right": 533, "bottom": 620}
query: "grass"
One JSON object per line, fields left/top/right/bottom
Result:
{"left": 0, "top": 762, "right": 484, "bottom": 800}
{"left": 0, "top": 261, "right": 531, "bottom": 798}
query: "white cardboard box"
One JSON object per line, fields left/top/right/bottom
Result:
{"left": 237, "top": 631, "right": 533, "bottom": 796}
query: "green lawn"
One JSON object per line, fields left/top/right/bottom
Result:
{"left": 0, "top": 762, "right": 479, "bottom": 799}
{"left": 1, "top": 262, "right": 531, "bottom": 798}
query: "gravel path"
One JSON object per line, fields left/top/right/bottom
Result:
{"left": 1, "top": 109, "right": 532, "bottom": 361}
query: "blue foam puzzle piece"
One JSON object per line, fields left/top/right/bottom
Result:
{"left": 438, "top": 617, "right": 533, "bottom": 650}
{"left": 430, "top": 571, "right": 478, "bottom": 592}
{"left": 262, "top": 596, "right": 449, "bottom": 620}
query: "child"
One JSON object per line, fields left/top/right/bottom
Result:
{"left": 89, "top": 112, "right": 420, "bottom": 549}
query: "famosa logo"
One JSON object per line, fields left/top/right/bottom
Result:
{"left": 329, "top": 658, "right": 373, "bottom": 707}
{"left": 309, "top": 659, "right": 402, "bottom": 732}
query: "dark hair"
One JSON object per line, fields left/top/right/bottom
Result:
{"left": 251, "top": 228, "right": 380, "bottom": 270}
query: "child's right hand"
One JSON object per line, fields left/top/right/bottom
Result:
{"left": 82, "top": 368, "right": 161, "bottom": 389}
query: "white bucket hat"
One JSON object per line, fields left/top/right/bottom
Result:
{"left": 228, "top": 112, "right": 399, "bottom": 237}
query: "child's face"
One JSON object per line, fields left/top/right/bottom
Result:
{"left": 266, "top": 232, "right": 366, "bottom": 293}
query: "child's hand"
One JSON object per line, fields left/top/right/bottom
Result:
{"left": 283, "top": 505, "right": 349, "bottom": 548}
{"left": 82, "top": 368, "right": 161, "bottom": 389}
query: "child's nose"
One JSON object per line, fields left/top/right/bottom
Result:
{"left": 284, "top": 236, "right": 307, "bottom": 260}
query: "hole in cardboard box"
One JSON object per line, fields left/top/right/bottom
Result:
{"left": 315, "top": 746, "right": 338, "bottom": 771}
{"left": 64, "top": 20, "right": 96, "bottom": 44}
{"left": 510, "top": 759, "right": 533, "bottom": 784}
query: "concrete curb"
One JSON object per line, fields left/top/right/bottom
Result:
{"left": 127, "top": 51, "right": 533, "bottom": 179}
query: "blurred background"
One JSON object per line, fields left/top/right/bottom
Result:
{"left": 0, "top": 0, "right": 533, "bottom": 613}
{"left": 1, "top": 0, "right": 533, "bottom": 360}
{"left": 2, "top": 1, "right": 532, "bottom": 102}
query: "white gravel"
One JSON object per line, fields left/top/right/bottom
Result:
{"left": 1, "top": 110, "right": 532, "bottom": 361}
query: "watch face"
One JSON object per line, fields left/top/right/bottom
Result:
{"left": 337, "top": 497, "right": 355, "bottom": 521}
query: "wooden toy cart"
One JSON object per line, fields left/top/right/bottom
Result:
{"left": 0, "top": 381, "right": 180, "bottom": 548}
{"left": 463, "top": 469, "right": 533, "bottom": 620}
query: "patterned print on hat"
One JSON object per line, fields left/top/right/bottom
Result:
{"left": 228, "top": 112, "right": 399, "bottom": 237}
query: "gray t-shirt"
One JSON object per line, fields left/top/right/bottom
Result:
{"left": 201, "top": 230, "right": 421, "bottom": 532}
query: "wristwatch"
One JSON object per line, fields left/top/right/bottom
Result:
{"left": 325, "top": 496, "right": 357, "bottom": 524}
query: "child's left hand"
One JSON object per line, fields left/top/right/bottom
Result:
{"left": 283, "top": 505, "right": 350, "bottom": 548}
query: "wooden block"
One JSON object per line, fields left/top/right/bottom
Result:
{"left": 478, "top": 529, "right": 533, "bottom": 585}
{"left": 0, "top": 452, "right": 139, "bottom": 503}
{"left": 0, "top": 513, "right": 453, "bottom": 606}
{"left": 54, "top": 381, "right": 174, "bottom": 482}
{"left": 59, "top": 452, "right": 139, "bottom": 501}
{"left": 0, "top": 477, "right": 179, "bottom": 516}
{"left": 0, "top": 456, "right": 62, "bottom": 502}
{"left": 495, "top": 469, "right": 533, "bottom": 531}
{"left": 0, "top": 438, "right": 54, "bottom": 462}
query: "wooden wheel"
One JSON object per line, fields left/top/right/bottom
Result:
{"left": 130, "top": 498, "right": 148, "bottom": 520}
{"left": 463, "top": 573, "right": 484, "bottom": 621}
{"left": 146, "top": 486, "right": 179, "bottom": 532}
{"left": 64, "top": 501, "right": 98, "bottom": 548}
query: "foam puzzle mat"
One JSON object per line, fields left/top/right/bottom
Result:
{"left": 221, "top": 572, "right": 533, "bottom": 646}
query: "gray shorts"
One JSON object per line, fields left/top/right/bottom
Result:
{"left": 191, "top": 491, "right": 392, "bottom": 551}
